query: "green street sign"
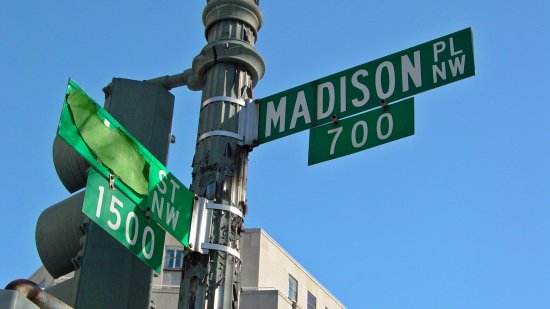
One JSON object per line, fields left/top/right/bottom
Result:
{"left": 308, "top": 97, "right": 415, "bottom": 165}
{"left": 57, "top": 79, "right": 194, "bottom": 246}
{"left": 141, "top": 170, "right": 194, "bottom": 246}
{"left": 83, "top": 168, "right": 166, "bottom": 274}
{"left": 259, "top": 27, "right": 474, "bottom": 144}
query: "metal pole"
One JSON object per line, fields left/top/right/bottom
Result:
{"left": 179, "top": 0, "right": 264, "bottom": 308}
{"left": 5, "top": 279, "right": 73, "bottom": 309}
{"left": 146, "top": 68, "right": 203, "bottom": 91}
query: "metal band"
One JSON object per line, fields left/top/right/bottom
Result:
{"left": 237, "top": 99, "right": 259, "bottom": 146}
{"left": 201, "top": 243, "right": 240, "bottom": 260}
{"left": 206, "top": 202, "right": 243, "bottom": 219}
{"left": 202, "top": 96, "right": 245, "bottom": 109}
{"left": 198, "top": 130, "right": 243, "bottom": 143}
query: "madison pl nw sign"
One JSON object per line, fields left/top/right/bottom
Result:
{"left": 51, "top": 28, "right": 475, "bottom": 272}
{"left": 258, "top": 28, "right": 475, "bottom": 145}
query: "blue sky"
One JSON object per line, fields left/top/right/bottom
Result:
{"left": 1, "top": 1, "right": 549, "bottom": 308}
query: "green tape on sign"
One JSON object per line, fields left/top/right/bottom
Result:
{"left": 57, "top": 79, "right": 195, "bottom": 246}
{"left": 67, "top": 89, "right": 149, "bottom": 195}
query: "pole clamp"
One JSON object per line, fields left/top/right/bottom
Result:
{"left": 201, "top": 243, "right": 240, "bottom": 260}
{"left": 192, "top": 39, "right": 265, "bottom": 89}
{"left": 188, "top": 197, "right": 242, "bottom": 260}
{"left": 237, "top": 99, "right": 259, "bottom": 147}
{"left": 202, "top": 96, "right": 246, "bottom": 109}
{"left": 198, "top": 130, "right": 243, "bottom": 143}
{"left": 197, "top": 99, "right": 259, "bottom": 147}
{"left": 206, "top": 201, "right": 244, "bottom": 219}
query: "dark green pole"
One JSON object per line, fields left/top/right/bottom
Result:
{"left": 179, "top": 0, "right": 264, "bottom": 308}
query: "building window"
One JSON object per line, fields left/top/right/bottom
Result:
{"left": 162, "top": 269, "right": 182, "bottom": 287}
{"left": 164, "top": 248, "right": 184, "bottom": 269}
{"left": 307, "top": 291, "right": 317, "bottom": 309}
{"left": 288, "top": 275, "right": 298, "bottom": 302}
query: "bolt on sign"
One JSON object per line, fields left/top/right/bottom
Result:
{"left": 258, "top": 28, "right": 475, "bottom": 144}
{"left": 308, "top": 98, "right": 415, "bottom": 165}
{"left": 83, "top": 168, "right": 165, "bottom": 273}
{"left": 57, "top": 79, "right": 194, "bottom": 247}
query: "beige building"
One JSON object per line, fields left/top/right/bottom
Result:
{"left": 30, "top": 229, "right": 345, "bottom": 309}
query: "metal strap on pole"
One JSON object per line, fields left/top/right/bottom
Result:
{"left": 197, "top": 99, "right": 259, "bottom": 146}
{"left": 206, "top": 201, "right": 244, "bottom": 219}
{"left": 202, "top": 96, "right": 246, "bottom": 109}
{"left": 198, "top": 130, "right": 244, "bottom": 143}
{"left": 188, "top": 197, "right": 243, "bottom": 260}
{"left": 201, "top": 243, "right": 241, "bottom": 260}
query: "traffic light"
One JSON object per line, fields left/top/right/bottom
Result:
{"left": 35, "top": 191, "right": 85, "bottom": 280}
{"left": 34, "top": 78, "right": 175, "bottom": 308}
